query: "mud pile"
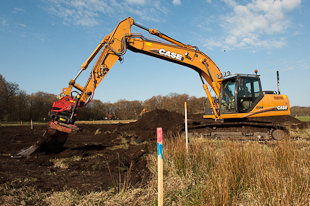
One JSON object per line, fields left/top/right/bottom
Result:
{"left": 132, "top": 109, "right": 184, "bottom": 132}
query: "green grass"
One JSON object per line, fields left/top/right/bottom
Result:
{"left": 76, "top": 120, "right": 136, "bottom": 124}
{"left": 0, "top": 121, "right": 48, "bottom": 126}
{"left": 0, "top": 120, "right": 136, "bottom": 126}
{"left": 296, "top": 116, "right": 310, "bottom": 122}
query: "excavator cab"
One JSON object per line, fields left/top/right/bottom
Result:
{"left": 220, "top": 74, "right": 262, "bottom": 114}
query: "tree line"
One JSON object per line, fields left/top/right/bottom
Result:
{"left": 0, "top": 74, "right": 210, "bottom": 121}
{"left": 290, "top": 106, "right": 310, "bottom": 117}
{"left": 2, "top": 74, "right": 308, "bottom": 122}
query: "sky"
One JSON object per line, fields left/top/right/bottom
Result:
{"left": 0, "top": 0, "right": 309, "bottom": 107}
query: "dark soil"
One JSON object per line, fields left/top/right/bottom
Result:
{"left": 0, "top": 109, "right": 185, "bottom": 199}
{"left": 0, "top": 109, "right": 308, "bottom": 202}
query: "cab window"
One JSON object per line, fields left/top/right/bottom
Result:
{"left": 220, "top": 80, "right": 236, "bottom": 113}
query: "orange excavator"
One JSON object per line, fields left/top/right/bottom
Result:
{"left": 138, "top": 109, "right": 150, "bottom": 118}
{"left": 15, "top": 17, "right": 289, "bottom": 157}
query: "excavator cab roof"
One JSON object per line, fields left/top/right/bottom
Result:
{"left": 217, "top": 71, "right": 260, "bottom": 81}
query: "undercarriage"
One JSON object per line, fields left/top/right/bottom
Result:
{"left": 187, "top": 116, "right": 290, "bottom": 141}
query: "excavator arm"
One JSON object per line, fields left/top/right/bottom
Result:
{"left": 59, "top": 17, "right": 134, "bottom": 103}
{"left": 49, "top": 16, "right": 224, "bottom": 133}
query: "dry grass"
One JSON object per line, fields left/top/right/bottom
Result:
{"left": 155, "top": 132, "right": 310, "bottom": 205}
{"left": 76, "top": 120, "right": 136, "bottom": 124}
{"left": 42, "top": 129, "right": 310, "bottom": 205}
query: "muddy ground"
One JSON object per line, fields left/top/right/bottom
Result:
{"left": 0, "top": 110, "right": 308, "bottom": 200}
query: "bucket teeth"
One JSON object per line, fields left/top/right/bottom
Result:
{"left": 12, "top": 121, "right": 74, "bottom": 158}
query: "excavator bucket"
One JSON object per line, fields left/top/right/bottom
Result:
{"left": 12, "top": 121, "right": 79, "bottom": 158}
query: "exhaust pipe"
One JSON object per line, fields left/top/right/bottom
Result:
{"left": 277, "top": 71, "right": 280, "bottom": 94}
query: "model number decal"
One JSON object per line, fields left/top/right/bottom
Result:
{"left": 158, "top": 48, "right": 183, "bottom": 61}
{"left": 277, "top": 106, "right": 288, "bottom": 110}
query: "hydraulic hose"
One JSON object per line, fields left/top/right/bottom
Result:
{"left": 107, "top": 36, "right": 127, "bottom": 56}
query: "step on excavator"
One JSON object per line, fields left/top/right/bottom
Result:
{"left": 14, "top": 17, "right": 290, "bottom": 157}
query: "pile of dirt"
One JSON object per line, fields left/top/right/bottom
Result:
{"left": 132, "top": 109, "right": 184, "bottom": 132}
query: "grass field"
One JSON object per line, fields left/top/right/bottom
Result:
{"left": 0, "top": 121, "right": 48, "bottom": 126}
{"left": 0, "top": 120, "right": 136, "bottom": 126}
{"left": 3, "top": 127, "right": 309, "bottom": 205}
{"left": 1, "top": 117, "right": 310, "bottom": 204}
{"left": 2, "top": 115, "right": 308, "bottom": 126}
{"left": 296, "top": 116, "right": 310, "bottom": 122}
{"left": 76, "top": 120, "right": 136, "bottom": 124}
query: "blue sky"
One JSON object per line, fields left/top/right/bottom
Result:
{"left": 0, "top": 0, "right": 309, "bottom": 106}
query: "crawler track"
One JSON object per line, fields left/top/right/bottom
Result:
{"left": 186, "top": 115, "right": 305, "bottom": 141}
{"left": 188, "top": 120, "right": 288, "bottom": 141}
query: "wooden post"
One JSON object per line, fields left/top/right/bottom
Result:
{"left": 157, "top": 127, "right": 163, "bottom": 206}
{"left": 184, "top": 102, "right": 188, "bottom": 153}
{"left": 31, "top": 119, "right": 33, "bottom": 130}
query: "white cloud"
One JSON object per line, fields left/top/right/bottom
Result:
{"left": 292, "top": 31, "right": 301, "bottom": 36}
{"left": 205, "top": 0, "right": 301, "bottom": 49}
{"left": 44, "top": 0, "right": 168, "bottom": 26}
{"left": 125, "top": 0, "right": 146, "bottom": 5}
{"left": 172, "top": 0, "right": 182, "bottom": 6}
{"left": 44, "top": 0, "right": 118, "bottom": 26}
{"left": 225, "top": 35, "right": 237, "bottom": 45}
{"left": 0, "top": 17, "right": 7, "bottom": 26}
{"left": 14, "top": 8, "right": 25, "bottom": 13}
{"left": 206, "top": 0, "right": 212, "bottom": 3}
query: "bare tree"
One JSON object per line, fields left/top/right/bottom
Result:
{"left": 0, "top": 74, "right": 20, "bottom": 121}
{"left": 16, "top": 90, "right": 29, "bottom": 121}
{"left": 29, "top": 92, "right": 57, "bottom": 121}
{"left": 114, "top": 99, "right": 143, "bottom": 120}
{"left": 143, "top": 95, "right": 163, "bottom": 111}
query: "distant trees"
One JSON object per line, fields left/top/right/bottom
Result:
{"left": 0, "top": 74, "right": 214, "bottom": 121}
{"left": 290, "top": 106, "right": 310, "bottom": 117}
{"left": 113, "top": 99, "right": 143, "bottom": 120}
{"left": 0, "top": 74, "right": 20, "bottom": 121}
{"left": 28, "top": 92, "right": 58, "bottom": 121}
{"left": 143, "top": 93, "right": 210, "bottom": 115}
{"left": 77, "top": 99, "right": 107, "bottom": 121}
{"left": 8, "top": 74, "right": 310, "bottom": 122}
{"left": 0, "top": 74, "right": 58, "bottom": 122}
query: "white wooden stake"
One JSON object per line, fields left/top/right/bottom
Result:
{"left": 157, "top": 127, "right": 163, "bottom": 206}
{"left": 184, "top": 102, "right": 188, "bottom": 153}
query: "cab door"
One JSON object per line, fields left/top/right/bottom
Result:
{"left": 220, "top": 79, "right": 236, "bottom": 114}
{"left": 236, "top": 77, "right": 262, "bottom": 113}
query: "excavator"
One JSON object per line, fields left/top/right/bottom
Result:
{"left": 138, "top": 109, "right": 150, "bottom": 118}
{"left": 15, "top": 17, "right": 290, "bottom": 157}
